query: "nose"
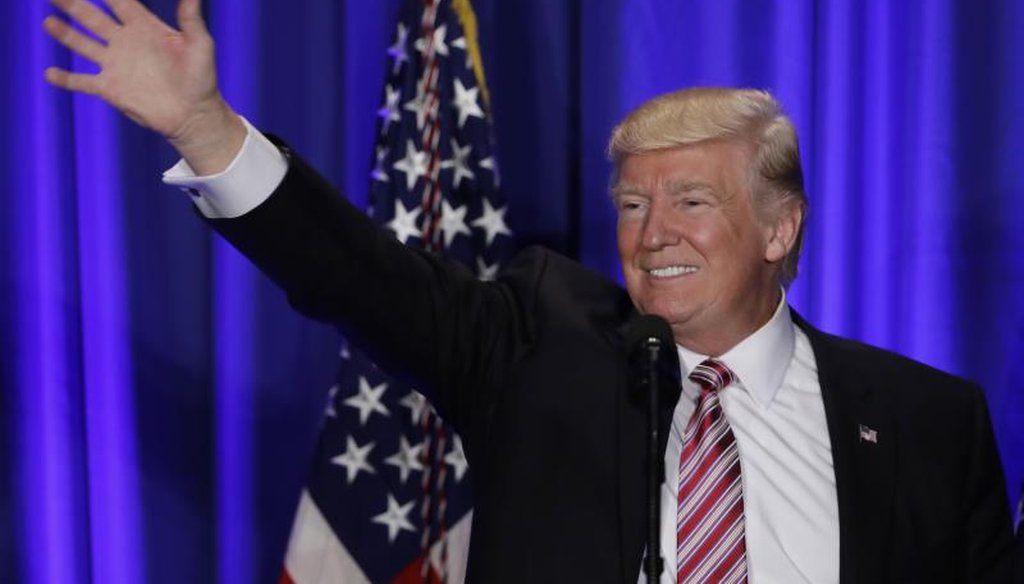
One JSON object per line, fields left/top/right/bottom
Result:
{"left": 640, "top": 199, "right": 679, "bottom": 251}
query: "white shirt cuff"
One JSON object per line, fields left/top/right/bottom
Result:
{"left": 162, "top": 116, "right": 288, "bottom": 218}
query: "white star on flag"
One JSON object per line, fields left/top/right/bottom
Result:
{"left": 386, "top": 199, "right": 422, "bottom": 244}
{"left": 453, "top": 78, "right": 484, "bottom": 128}
{"left": 325, "top": 384, "right": 340, "bottom": 417}
{"left": 445, "top": 436, "right": 469, "bottom": 482}
{"left": 331, "top": 436, "right": 376, "bottom": 484}
{"left": 476, "top": 256, "right": 500, "bottom": 281}
{"left": 449, "top": 36, "right": 472, "bottom": 69}
{"left": 344, "top": 377, "right": 390, "bottom": 425}
{"left": 371, "top": 146, "right": 389, "bottom": 183}
{"left": 440, "top": 200, "right": 471, "bottom": 247}
{"left": 387, "top": 23, "right": 409, "bottom": 74}
{"left": 372, "top": 494, "right": 416, "bottom": 543}
{"left": 392, "top": 140, "right": 428, "bottom": 191}
{"left": 413, "top": 24, "right": 449, "bottom": 57}
{"left": 440, "top": 138, "right": 475, "bottom": 188}
{"left": 403, "top": 82, "right": 431, "bottom": 130}
{"left": 377, "top": 85, "right": 402, "bottom": 131}
{"left": 399, "top": 390, "right": 429, "bottom": 425}
{"left": 385, "top": 436, "right": 425, "bottom": 484}
{"left": 471, "top": 199, "right": 512, "bottom": 245}
{"left": 479, "top": 155, "right": 501, "bottom": 188}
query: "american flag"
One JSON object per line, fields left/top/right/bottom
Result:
{"left": 857, "top": 424, "right": 878, "bottom": 444}
{"left": 281, "top": 0, "right": 514, "bottom": 582}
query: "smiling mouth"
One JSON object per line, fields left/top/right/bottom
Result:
{"left": 647, "top": 265, "right": 698, "bottom": 278}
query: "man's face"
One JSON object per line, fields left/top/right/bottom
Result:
{"left": 615, "top": 140, "right": 789, "bottom": 354}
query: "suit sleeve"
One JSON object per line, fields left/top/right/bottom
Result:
{"left": 201, "top": 143, "right": 542, "bottom": 449}
{"left": 960, "top": 384, "right": 1015, "bottom": 583}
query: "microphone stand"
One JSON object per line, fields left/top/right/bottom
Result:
{"left": 643, "top": 337, "right": 664, "bottom": 582}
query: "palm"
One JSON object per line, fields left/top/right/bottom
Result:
{"left": 44, "top": 0, "right": 219, "bottom": 140}
{"left": 98, "top": 14, "right": 215, "bottom": 136}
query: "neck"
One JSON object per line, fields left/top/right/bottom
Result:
{"left": 673, "top": 288, "right": 783, "bottom": 356}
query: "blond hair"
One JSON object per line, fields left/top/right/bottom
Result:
{"left": 608, "top": 87, "right": 807, "bottom": 286}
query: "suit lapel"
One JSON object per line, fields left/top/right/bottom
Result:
{"left": 612, "top": 318, "right": 682, "bottom": 582}
{"left": 796, "top": 312, "right": 897, "bottom": 584}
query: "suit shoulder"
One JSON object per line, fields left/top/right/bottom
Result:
{"left": 802, "top": 320, "right": 983, "bottom": 407}
{"left": 500, "top": 246, "right": 630, "bottom": 304}
{"left": 496, "top": 246, "right": 634, "bottom": 329}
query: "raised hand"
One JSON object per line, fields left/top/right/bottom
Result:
{"left": 44, "top": 0, "right": 245, "bottom": 174}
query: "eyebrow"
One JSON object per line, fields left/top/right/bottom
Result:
{"left": 611, "top": 179, "right": 714, "bottom": 199}
{"left": 667, "top": 179, "right": 714, "bottom": 195}
{"left": 610, "top": 183, "right": 645, "bottom": 199}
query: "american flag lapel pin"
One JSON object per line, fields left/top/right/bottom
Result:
{"left": 858, "top": 424, "right": 878, "bottom": 444}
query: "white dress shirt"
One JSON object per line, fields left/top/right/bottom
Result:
{"left": 164, "top": 124, "right": 839, "bottom": 583}
{"left": 641, "top": 295, "right": 839, "bottom": 584}
{"left": 163, "top": 117, "right": 286, "bottom": 218}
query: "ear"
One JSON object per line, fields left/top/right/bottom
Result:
{"left": 764, "top": 200, "right": 802, "bottom": 264}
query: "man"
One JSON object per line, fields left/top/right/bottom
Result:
{"left": 44, "top": 0, "right": 1014, "bottom": 582}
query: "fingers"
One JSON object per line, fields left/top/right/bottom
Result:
{"left": 101, "top": 0, "right": 147, "bottom": 24}
{"left": 177, "top": 0, "right": 208, "bottom": 38}
{"left": 44, "top": 67, "right": 102, "bottom": 96}
{"left": 49, "top": 0, "right": 121, "bottom": 41}
{"left": 43, "top": 16, "right": 106, "bottom": 64}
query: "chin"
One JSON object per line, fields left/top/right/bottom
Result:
{"left": 640, "top": 301, "right": 690, "bottom": 327}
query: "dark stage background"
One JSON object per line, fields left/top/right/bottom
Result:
{"left": 2, "top": 0, "right": 1022, "bottom": 582}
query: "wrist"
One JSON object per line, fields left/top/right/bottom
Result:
{"left": 169, "top": 97, "right": 247, "bottom": 176}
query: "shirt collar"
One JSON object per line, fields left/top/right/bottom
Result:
{"left": 675, "top": 289, "right": 795, "bottom": 408}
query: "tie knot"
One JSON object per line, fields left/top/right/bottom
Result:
{"left": 688, "top": 359, "right": 734, "bottom": 393}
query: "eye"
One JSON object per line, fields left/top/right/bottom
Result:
{"left": 680, "top": 197, "right": 710, "bottom": 210}
{"left": 615, "top": 197, "right": 648, "bottom": 214}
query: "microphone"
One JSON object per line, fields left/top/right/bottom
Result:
{"left": 625, "top": 314, "right": 674, "bottom": 364}
{"left": 624, "top": 314, "right": 673, "bottom": 582}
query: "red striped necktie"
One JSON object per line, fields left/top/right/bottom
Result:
{"left": 676, "top": 359, "right": 747, "bottom": 584}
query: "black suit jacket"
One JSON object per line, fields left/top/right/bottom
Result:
{"left": 208, "top": 146, "right": 1014, "bottom": 583}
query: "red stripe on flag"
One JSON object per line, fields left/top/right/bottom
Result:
{"left": 393, "top": 553, "right": 442, "bottom": 584}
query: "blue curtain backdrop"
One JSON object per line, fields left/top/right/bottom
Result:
{"left": 2, "top": 0, "right": 1022, "bottom": 582}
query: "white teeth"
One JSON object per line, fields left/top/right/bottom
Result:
{"left": 648, "top": 265, "right": 697, "bottom": 278}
